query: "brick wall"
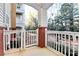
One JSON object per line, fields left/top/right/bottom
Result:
{"left": 38, "top": 27, "right": 46, "bottom": 48}
{"left": 0, "top": 27, "right": 4, "bottom": 56}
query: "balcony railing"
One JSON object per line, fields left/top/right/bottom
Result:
{"left": 3, "top": 30, "right": 38, "bottom": 54}
{"left": 25, "top": 30, "right": 38, "bottom": 47}
{"left": 47, "top": 31, "right": 79, "bottom": 56}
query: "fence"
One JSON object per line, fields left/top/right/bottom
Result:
{"left": 25, "top": 30, "right": 38, "bottom": 47}
{"left": 3, "top": 30, "right": 38, "bottom": 54}
{"left": 47, "top": 31, "right": 79, "bottom": 56}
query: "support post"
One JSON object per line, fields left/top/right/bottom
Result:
{"left": 38, "top": 8, "right": 47, "bottom": 48}
{"left": 38, "top": 27, "right": 46, "bottom": 48}
{"left": 0, "top": 27, "right": 4, "bottom": 56}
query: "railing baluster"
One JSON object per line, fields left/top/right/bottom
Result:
{"left": 60, "top": 34, "right": 61, "bottom": 53}
{"left": 68, "top": 35, "right": 70, "bottom": 56}
{"left": 13, "top": 34, "right": 14, "bottom": 49}
{"left": 33, "top": 31, "right": 34, "bottom": 43}
{"left": 52, "top": 34, "right": 54, "bottom": 48}
{"left": 78, "top": 36, "right": 79, "bottom": 56}
{"left": 31, "top": 31, "right": 32, "bottom": 44}
{"left": 26, "top": 31, "right": 28, "bottom": 45}
{"left": 27, "top": 31, "right": 28, "bottom": 45}
{"left": 32, "top": 32, "right": 35, "bottom": 44}
{"left": 36, "top": 29, "right": 38, "bottom": 46}
{"left": 56, "top": 34, "right": 58, "bottom": 50}
{"left": 56, "top": 33, "right": 57, "bottom": 51}
{"left": 30, "top": 31, "right": 33, "bottom": 44}
{"left": 61, "top": 34, "right": 63, "bottom": 53}
{"left": 16, "top": 33, "right": 17, "bottom": 48}
{"left": 26, "top": 32, "right": 27, "bottom": 45}
{"left": 73, "top": 34, "right": 75, "bottom": 56}
{"left": 58, "top": 34, "right": 60, "bottom": 51}
{"left": 54, "top": 34, "right": 56, "bottom": 50}
{"left": 28, "top": 31, "right": 29, "bottom": 45}
{"left": 65, "top": 34, "right": 66, "bottom": 56}
{"left": 29, "top": 31, "right": 31, "bottom": 45}
{"left": 63, "top": 34, "right": 65, "bottom": 55}
{"left": 54, "top": 34, "right": 56, "bottom": 49}
{"left": 28, "top": 31, "right": 30, "bottom": 44}
{"left": 8, "top": 32, "right": 10, "bottom": 50}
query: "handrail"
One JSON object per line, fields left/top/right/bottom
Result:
{"left": 47, "top": 31, "right": 79, "bottom": 35}
{"left": 3, "top": 30, "right": 38, "bottom": 53}
{"left": 47, "top": 30, "right": 79, "bottom": 56}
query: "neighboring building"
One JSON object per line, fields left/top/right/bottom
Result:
{"left": 16, "top": 3, "right": 25, "bottom": 30}
{"left": 0, "top": 3, "right": 11, "bottom": 55}
{"left": 0, "top": 4, "right": 11, "bottom": 29}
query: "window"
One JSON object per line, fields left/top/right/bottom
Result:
{"left": 16, "top": 3, "right": 22, "bottom": 8}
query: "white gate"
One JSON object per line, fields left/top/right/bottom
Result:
{"left": 25, "top": 30, "right": 38, "bottom": 47}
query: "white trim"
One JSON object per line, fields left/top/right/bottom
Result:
{"left": 64, "top": 34, "right": 66, "bottom": 55}
{"left": 73, "top": 34, "right": 75, "bottom": 56}
{"left": 68, "top": 35, "right": 70, "bottom": 56}
{"left": 36, "top": 29, "right": 38, "bottom": 45}
{"left": 45, "top": 28, "right": 47, "bottom": 47}
{"left": 78, "top": 35, "right": 79, "bottom": 56}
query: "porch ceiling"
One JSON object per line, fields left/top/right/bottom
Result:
{"left": 24, "top": 3, "right": 53, "bottom": 10}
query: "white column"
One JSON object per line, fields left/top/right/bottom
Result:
{"left": 38, "top": 8, "right": 47, "bottom": 27}
{"left": 38, "top": 8, "right": 47, "bottom": 47}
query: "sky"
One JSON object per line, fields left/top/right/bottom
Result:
{"left": 47, "top": 3, "right": 63, "bottom": 20}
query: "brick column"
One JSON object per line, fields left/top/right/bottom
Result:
{"left": 0, "top": 27, "right": 4, "bottom": 56}
{"left": 38, "top": 27, "right": 46, "bottom": 48}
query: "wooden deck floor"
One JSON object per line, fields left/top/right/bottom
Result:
{"left": 4, "top": 46, "right": 64, "bottom": 56}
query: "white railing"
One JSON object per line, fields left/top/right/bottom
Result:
{"left": 3, "top": 30, "right": 38, "bottom": 53}
{"left": 25, "top": 30, "right": 38, "bottom": 47}
{"left": 3, "top": 30, "right": 23, "bottom": 53}
{"left": 47, "top": 31, "right": 79, "bottom": 56}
